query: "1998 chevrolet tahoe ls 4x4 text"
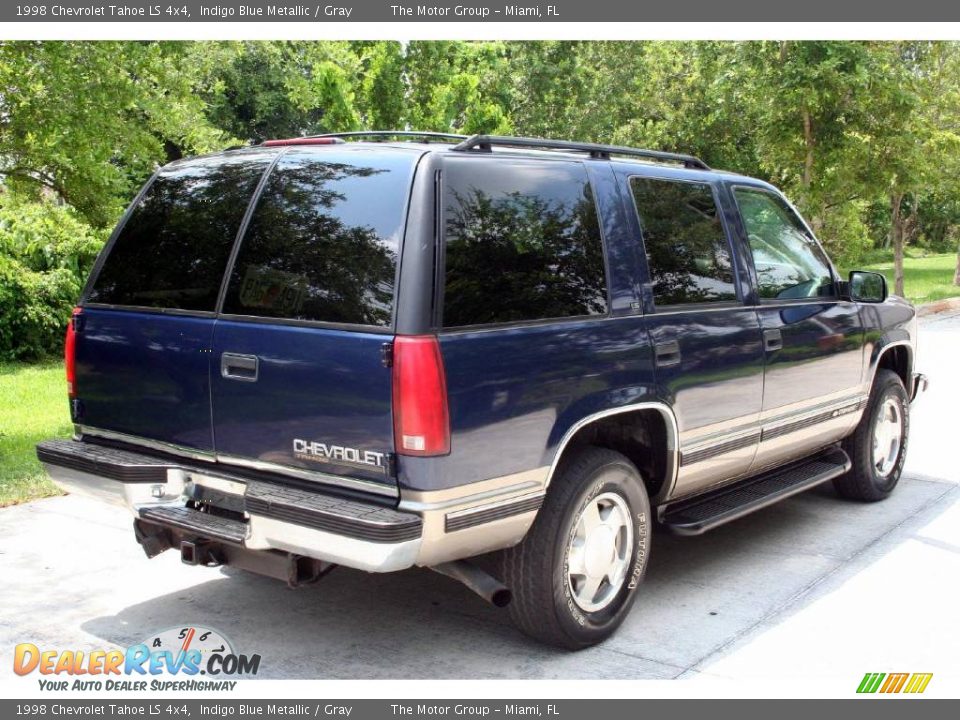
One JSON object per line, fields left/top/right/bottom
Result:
{"left": 37, "top": 132, "right": 927, "bottom": 648}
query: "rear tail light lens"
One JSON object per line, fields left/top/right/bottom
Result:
{"left": 65, "top": 307, "right": 80, "bottom": 398}
{"left": 393, "top": 335, "right": 450, "bottom": 456}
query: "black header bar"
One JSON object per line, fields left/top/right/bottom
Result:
{"left": 4, "top": 0, "right": 960, "bottom": 22}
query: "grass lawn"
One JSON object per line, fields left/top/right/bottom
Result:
{"left": 0, "top": 361, "right": 70, "bottom": 506}
{"left": 848, "top": 251, "right": 960, "bottom": 306}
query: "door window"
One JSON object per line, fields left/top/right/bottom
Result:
{"left": 629, "top": 177, "right": 737, "bottom": 307}
{"left": 734, "top": 188, "right": 836, "bottom": 301}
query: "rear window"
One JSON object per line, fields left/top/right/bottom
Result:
{"left": 88, "top": 150, "right": 273, "bottom": 311}
{"left": 442, "top": 158, "right": 608, "bottom": 327}
{"left": 630, "top": 177, "right": 737, "bottom": 307}
{"left": 221, "top": 148, "right": 413, "bottom": 327}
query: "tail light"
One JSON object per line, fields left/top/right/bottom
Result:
{"left": 65, "top": 307, "right": 80, "bottom": 398}
{"left": 392, "top": 335, "right": 450, "bottom": 456}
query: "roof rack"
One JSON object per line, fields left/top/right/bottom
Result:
{"left": 451, "top": 134, "right": 711, "bottom": 171}
{"left": 305, "top": 131, "right": 468, "bottom": 143}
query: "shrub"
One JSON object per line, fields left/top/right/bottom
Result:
{"left": 0, "top": 199, "right": 104, "bottom": 277}
{"left": 0, "top": 199, "right": 105, "bottom": 360}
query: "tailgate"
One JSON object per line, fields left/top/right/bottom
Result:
{"left": 211, "top": 322, "right": 396, "bottom": 493}
{"left": 207, "top": 146, "right": 420, "bottom": 496}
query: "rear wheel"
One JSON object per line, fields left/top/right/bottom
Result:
{"left": 499, "top": 447, "right": 651, "bottom": 649}
{"left": 835, "top": 369, "right": 909, "bottom": 502}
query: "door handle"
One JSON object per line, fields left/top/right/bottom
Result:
{"left": 654, "top": 340, "right": 682, "bottom": 368}
{"left": 763, "top": 328, "right": 783, "bottom": 352}
{"left": 221, "top": 352, "right": 259, "bottom": 382}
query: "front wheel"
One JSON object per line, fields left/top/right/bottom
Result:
{"left": 499, "top": 447, "right": 651, "bottom": 649}
{"left": 835, "top": 369, "right": 910, "bottom": 502}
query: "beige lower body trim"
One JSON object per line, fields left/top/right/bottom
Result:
{"left": 400, "top": 467, "right": 549, "bottom": 567}
{"left": 670, "top": 391, "right": 867, "bottom": 501}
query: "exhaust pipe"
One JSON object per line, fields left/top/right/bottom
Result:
{"left": 431, "top": 560, "right": 512, "bottom": 607}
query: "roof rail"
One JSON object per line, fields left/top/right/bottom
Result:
{"left": 305, "top": 131, "right": 468, "bottom": 143}
{"left": 451, "top": 134, "right": 711, "bottom": 171}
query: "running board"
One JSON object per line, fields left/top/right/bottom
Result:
{"left": 659, "top": 448, "right": 851, "bottom": 536}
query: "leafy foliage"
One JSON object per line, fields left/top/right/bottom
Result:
{"left": 191, "top": 42, "right": 365, "bottom": 143}
{"left": 0, "top": 41, "right": 232, "bottom": 228}
{"left": 0, "top": 257, "right": 77, "bottom": 361}
{"left": 0, "top": 199, "right": 105, "bottom": 360}
{"left": 2, "top": 41, "right": 960, "bottom": 360}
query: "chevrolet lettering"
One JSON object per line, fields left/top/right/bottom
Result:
{"left": 37, "top": 131, "right": 927, "bottom": 648}
{"left": 292, "top": 439, "right": 386, "bottom": 468}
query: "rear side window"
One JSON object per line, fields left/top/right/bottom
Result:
{"left": 630, "top": 177, "right": 737, "bottom": 307}
{"left": 442, "top": 158, "right": 608, "bottom": 327}
{"left": 88, "top": 150, "right": 273, "bottom": 311}
{"left": 222, "top": 148, "right": 412, "bottom": 327}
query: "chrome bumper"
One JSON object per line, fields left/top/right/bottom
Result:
{"left": 37, "top": 439, "right": 544, "bottom": 573}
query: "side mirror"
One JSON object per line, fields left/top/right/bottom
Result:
{"left": 848, "top": 270, "right": 887, "bottom": 303}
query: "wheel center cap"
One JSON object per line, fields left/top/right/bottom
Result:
{"left": 584, "top": 526, "right": 616, "bottom": 578}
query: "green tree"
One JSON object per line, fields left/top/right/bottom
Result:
{"left": 352, "top": 41, "right": 406, "bottom": 130}
{"left": 854, "top": 42, "right": 960, "bottom": 295}
{"left": 0, "top": 41, "right": 229, "bottom": 228}
{"left": 191, "top": 41, "right": 364, "bottom": 143}
{"left": 403, "top": 41, "right": 512, "bottom": 134}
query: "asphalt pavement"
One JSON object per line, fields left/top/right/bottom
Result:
{"left": 1, "top": 309, "right": 958, "bottom": 681}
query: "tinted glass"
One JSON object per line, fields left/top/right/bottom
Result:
{"left": 89, "top": 150, "right": 273, "bottom": 311}
{"left": 735, "top": 188, "right": 836, "bottom": 300}
{"left": 442, "top": 158, "right": 608, "bottom": 327}
{"left": 630, "top": 177, "right": 737, "bottom": 307}
{"left": 223, "top": 148, "right": 414, "bottom": 326}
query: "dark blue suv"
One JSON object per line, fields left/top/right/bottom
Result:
{"left": 38, "top": 132, "right": 927, "bottom": 648}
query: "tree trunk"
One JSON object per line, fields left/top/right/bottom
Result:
{"left": 801, "top": 108, "right": 822, "bottom": 233}
{"left": 802, "top": 108, "right": 815, "bottom": 190}
{"left": 891, "top": 192, "right": 906, "bottom": 298}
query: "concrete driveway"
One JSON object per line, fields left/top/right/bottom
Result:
{"left": 2, "top": 310, "right": 958, "bottom": 681}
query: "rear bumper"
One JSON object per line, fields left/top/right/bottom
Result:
{"left": 911, "top": 372, "right": 928, "bottom": 402}
{"left": 37, "top": 439, "right": 421, "bottom": 572}
{"left": 37, "top": 439, "right": 544, "bottom": 573}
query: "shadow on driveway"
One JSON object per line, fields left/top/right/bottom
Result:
{"left": 77, "top": 476, "right": 956, "bottom": 679}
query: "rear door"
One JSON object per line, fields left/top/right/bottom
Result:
{"left": 77, "top": 149, "right": 275, "bottom": 454}
{"left": 210, "top": 146, "right": 420, "bottom": 496}
{"left": 621, "top": 172, "right": 765, "bottom": 499}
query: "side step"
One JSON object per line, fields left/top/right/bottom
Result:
{"left": 140, "top": 506, "right": 247, "bottom": 545}
{"left": 660, "top": 447, "right": 851, "bottom": 536}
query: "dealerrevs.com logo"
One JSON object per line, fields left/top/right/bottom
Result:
{"left": 14, "top": 626, "right": 260, "bottom": 692}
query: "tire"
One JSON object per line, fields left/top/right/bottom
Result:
{"left": 499, "top": 446, "right": 651, "bottom": 649}
{"left": 835, "top": 369, "right": 910, "bottom": 502}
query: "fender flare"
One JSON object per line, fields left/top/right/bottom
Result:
{"left": 543, "top": 401, "right": 680, "bottom": 504}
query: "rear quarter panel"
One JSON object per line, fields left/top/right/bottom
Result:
{"left": 398, "top": 317, "right": 657, "bottom": 492}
